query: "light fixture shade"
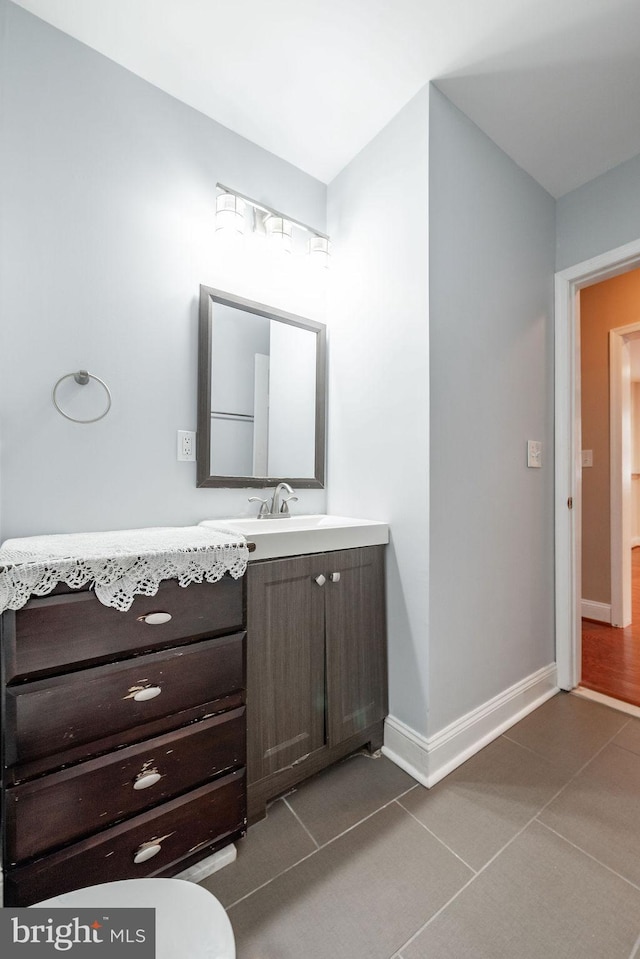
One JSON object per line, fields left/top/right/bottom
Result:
{"left": 216, "top": 192, "right": 246, "bottom": 234}
{"left": 265, "top": 215, "right": 293, "bottom": 254}
{"left": 308, "top": 235, "right": 331, "bottom": 267}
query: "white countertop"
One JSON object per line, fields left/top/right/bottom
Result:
{"left": 199, "top": 514, "right": 389, "bottom": 561}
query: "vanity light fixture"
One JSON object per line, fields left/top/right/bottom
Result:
{"left": 308, "top": 235, "right": 331, "bottom": 268}
{"left": 264, "top": 214, "right": 293, "bottom": 254}
{"left": 215, "top": 192, "right": 246, "bottom": 234}
{"left": 215, "top": 184, "right": 330, "bottom": 264}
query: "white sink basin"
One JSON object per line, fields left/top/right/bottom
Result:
{"left": 199, "top": 514, "right": 389, "bottom": 561}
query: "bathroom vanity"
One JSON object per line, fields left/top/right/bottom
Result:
{"left": 246, "top": 544, "right": 387, "bottom": 821}
{"left": 201, "top": 515, "right": 390, "bottom": 822}
{"left": 0, "top": 516, "right": 389, "bottom": 902}
{"left": 1, "top": 570, "right": 247, "bottom": 907}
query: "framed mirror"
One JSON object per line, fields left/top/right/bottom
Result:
{"left": 197, "top": 286, "right": 327, "bottom": 488}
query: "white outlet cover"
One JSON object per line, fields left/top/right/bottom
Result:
{"left": 177, "top": 430, "right": 196, "bottom": 462}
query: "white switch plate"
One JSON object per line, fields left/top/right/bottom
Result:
{"left": 177, "top": 430, "right": 196, "bottom": 462}
{"left": 581, "top": 449, "right": 593, "bottom": 467}
{"left": 527, "top": 440, "right": 542, "bottom": 468}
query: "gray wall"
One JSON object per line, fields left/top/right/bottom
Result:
{"left": 327, "top": 87, "right": 430, "bottom": 736}
{"left": 557, "top": 152, "right": 640, "bottom": 270}
{"left": 0, "top": 3, "right": 327, "bottom": 540}
{"left": 428, "top": 87, "right": 556, "bottom": 733}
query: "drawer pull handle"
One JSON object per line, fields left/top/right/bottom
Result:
{"left": 133, "top": 770, "right": 162, "bottom": 791}
{"left": 137, "top": 612, "right": 172, "bottom": 625}
{"left": 330, "top": 572, "right": 341, "bottom": 583}
{"left": 315, "top": 574, "right": 326, "bottom": 587}
{"left": 132, "top": 686, "right": 162, "bottom": 702}
{"left": 133, "top": 841, "right": 163, "bottom": 864}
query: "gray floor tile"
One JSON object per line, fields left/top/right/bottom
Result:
{"left": 199, "top": 798, "right": 317, "bottom": 907}
{"left": 401, "top": 820, "right": 640, "bottom": 959}
{"left": 539, "top": 742, "right": 640, "bottom": 887}
{"left": 399, "top": 735, "right": 570, "bottom": 870}
{"left": 284, "top": 751, "right": 418, "bottom": 845}
{"left": 613, "top": 718, "right": 640, "bottom": 756}
{"left": 503, "top": 691, "right": 627, "bottom": 772}
{"left": 228, "top": 801, "right": 472, "bottom": 959}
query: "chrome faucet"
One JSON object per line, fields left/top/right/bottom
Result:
{"left": 248, "top": 483, "right": 298, "bottom": 518}
{"left": 271, "top": 482, "right": 297, "bottom": 515}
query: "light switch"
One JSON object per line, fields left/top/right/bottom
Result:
{"left": 527, "top": 440, "right": 542, "bottom": 468}
{"left": 581, "top": 450, "right": 593, "bottom": 467}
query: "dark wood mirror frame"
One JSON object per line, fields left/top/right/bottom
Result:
{"left": 197, "top": 285, "right": 327, "bottom": 489}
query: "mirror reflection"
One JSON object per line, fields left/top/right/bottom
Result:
{"left": 197, "top": 287, "right": 326, "bottom": 488}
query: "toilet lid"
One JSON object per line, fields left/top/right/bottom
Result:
{"left": 33, "top": 878, "right": 235, "bottom": 959}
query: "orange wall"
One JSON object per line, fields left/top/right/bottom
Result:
{"left": 581, "top": 269, "right": 640, "bottom": 604}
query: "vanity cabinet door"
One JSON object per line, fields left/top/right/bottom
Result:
{"left": 324, "top": 546, "right": 387, "bottom": 746}
{"left": 247, "top": 555, "right": 325, "bottom": 782}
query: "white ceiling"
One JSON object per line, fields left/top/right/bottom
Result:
{"left": 11, "top": 0, "right": 640, "bottom": 196}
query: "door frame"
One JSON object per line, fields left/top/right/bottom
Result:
{"left": 555, "top": 237, "right": 640, "bottom": 689}
{"left": 610, "top": 323, "right": 640, "bottom": 627}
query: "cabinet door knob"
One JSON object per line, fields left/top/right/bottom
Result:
{"left": 133, "top": 840, "right": 163, "bottom": 864}
{"left": 136, "top": 612, "right": 172, "bottom": 625}
{"left": 133, "top": 769, "right": 162, "bottom": 791}
{"left": 132, "top": 686, "right": 162, "bottom": 702}
{"left": 330, "top": 572, "right": 341, "bottom": 583}
{"left": 315, "top": 574, "right": 326, "bottom": 586}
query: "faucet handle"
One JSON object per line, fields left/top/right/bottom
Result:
{"left": 248, "top": 496, "right": 269, "bottom": 517}
{"left": 280, "top": 495, "right": 299, "bottom": 514}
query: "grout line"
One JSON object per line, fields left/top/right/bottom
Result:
{"left": 397, "top": 802, "right": 477, "bottom": 875}
{"left": 535, "top": 820, "right": 640, "bottom": 893}
{"left": 609, "top": 740, "right": 640, "bottom": 759}
{"left": 393, "top": 720, "right": 629, "bottom": 956}
{"left": 500, "top": 732, "right": 577, "bottom": 766}
{"left": 226, "top": 784, "right": 424, "bottom": 911}
{"left": 226, "top": 845, "right": 320, "bottom": 910}
{"left": 628, "top": 931, "right": 640, "bottom": 959}
{"left": 282, "top": 796, "right": 320, "bottom": 850}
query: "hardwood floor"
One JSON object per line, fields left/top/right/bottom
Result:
{"left": 581, "top": 548, "right": 640, "bottom": 707}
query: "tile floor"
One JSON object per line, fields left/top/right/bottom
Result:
{"left": 201, "top": 692, "right": 640, "bottom": 959}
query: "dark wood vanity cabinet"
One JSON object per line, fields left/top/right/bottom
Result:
{"left": 246, "top": 545, "right": 387, "bottom": 820}
{"left": 1, "top": 577, "right": 247, "bottom": 906}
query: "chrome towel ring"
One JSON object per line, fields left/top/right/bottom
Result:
{"left": 52, "top": 370, "right": 112, "bottom": 423}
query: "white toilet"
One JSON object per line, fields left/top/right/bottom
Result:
{"left": 34, "top": 878, "right": 235, "bottom": 959}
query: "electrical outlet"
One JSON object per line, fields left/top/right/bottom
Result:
{"left": 581, "top": 449, "right": 593, "bottom": 467}
{"left": 177, "top": 430, "right": 196, "bottom": 462}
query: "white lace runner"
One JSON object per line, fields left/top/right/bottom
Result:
{"left": 0, "top": 526, "right": 249, "bottom": 613}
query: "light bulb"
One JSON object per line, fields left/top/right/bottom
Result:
{"left": 265, "top": 215, "right": 293, "bottom": 254}
{"left": 216, "top": 193, "right": 246, "bottom": 234}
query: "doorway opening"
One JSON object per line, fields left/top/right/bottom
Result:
{"left": 578, "top": 277, "right": 640, "bottom": 707}
{"left": 555, "top": 236, "right": 640, "bottom": 706}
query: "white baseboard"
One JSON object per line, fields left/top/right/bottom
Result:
{"left": 382, "top": 664, "right": 558, "bottom": 788}
{"left": 581, "top": 600, "right": 612, "bottom": 623}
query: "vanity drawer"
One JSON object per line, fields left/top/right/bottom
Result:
{"left": 4, "top": 576, "right": 244, "bottom": 681}
{"left": 5, "top": 706, "right": 245, "bottom": 863}
{"left": 4, "top": 769, "right": 246, "bottom": 907}
{"left": 5, "top": 632, "right": 245, "bottom": 770}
